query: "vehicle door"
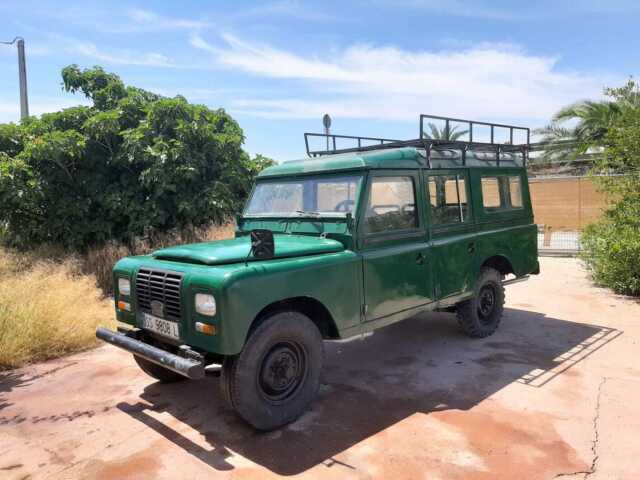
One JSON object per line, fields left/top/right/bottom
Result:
{"left": 424, "top": 170, "right": 477, "bottom": 299}
{"left": 359, "top": 171, "right": 433, "bottom": 321}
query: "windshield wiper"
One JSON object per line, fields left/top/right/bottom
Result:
{"left": 295, "top": 210, "right": 321, "bottom": 217}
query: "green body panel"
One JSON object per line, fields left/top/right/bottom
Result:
{"left": 469, "top": 167, "right": 539, "bottom": 278}
{"left": 112, "top": 147, "right": 539, "bottom": 357}
{"left": 361, "top": 241, "right": 432, "bottom": 320}
{"left": 152, "top": 234, "right": 344, "bottom": 265}
{"left": 358, "top": 169, "right": 433, "bottom": 321}
{"left": 114, "top": 250, "right": 361, "bottom": 355}
{"left": 258, "top": 147, "right": 424, "bottom": 178}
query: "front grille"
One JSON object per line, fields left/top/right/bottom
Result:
{"left": 136, "top": 268, "right": 183, "bottom": 321}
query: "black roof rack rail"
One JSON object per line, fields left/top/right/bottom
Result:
{"left": 304, "top": 114, "right": 531, "bottom": 167}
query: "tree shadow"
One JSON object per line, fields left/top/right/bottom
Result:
{"left": 117, "top": 308, "right": 620, "bottom": 475}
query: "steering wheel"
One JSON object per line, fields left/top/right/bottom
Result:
{"left": 334, "top": 199, "right": 355, "bottom": 212}
{"left": 401, "top": 203, "right": 415, "bottom": 214}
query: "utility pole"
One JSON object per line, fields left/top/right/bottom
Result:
{"left": 1, "top": 37, "right": 29, "bottom": 120}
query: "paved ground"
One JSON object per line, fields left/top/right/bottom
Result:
{"left": 1, "top": 258, "right": 639, "bottom": 479}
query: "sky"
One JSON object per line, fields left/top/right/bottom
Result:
{"left": 0, "top": 0, "right": 637, "bottom": 161}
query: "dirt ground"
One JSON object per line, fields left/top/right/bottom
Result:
{"left": 1, "top": 257, "right": 639, "bottom": 479}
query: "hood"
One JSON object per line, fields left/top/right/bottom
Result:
{"left": 151, "top": 234, "right": 344, "bottom": 266}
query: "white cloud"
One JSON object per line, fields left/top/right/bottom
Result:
{"left": 379, "top": 0, "right": 519, "bottom": 19}
{"left": 191, "top": 34, "right": 613, "bottom": 124}
{"left": 0, "top": 43, "right": 50, "bottom": 57}
{"left": 67, "top": 42, "right": 177, "bottom": 68}
{"left": 0, "top": 97, "right": 91, "bottom": 123}
{"left": 0, "top": 102, "right": 19, "bottom": 122}
{"left": 239, "top": 0, "right": 339, "bottom": 22}
{"left": 565, "top": 0, "right": 640, "bottom": 14}
{"left": 376, "top": 0, "right": 640, "bottom": 19}
{"left": 126, "top": 8, "right": 211, "bottom": 30}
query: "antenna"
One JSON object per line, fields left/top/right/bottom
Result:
{"left": 323, "top": 114, "right": 331, "bottom": 151}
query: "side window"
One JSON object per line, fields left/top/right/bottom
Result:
{"left": 482, "top": 175, "right": 524, "bottom": 211}
{"left": 481, "top": 177, "right": 501, "bottom": 210}
{"left": 428, "top": 174, "right": 468, "bottom": 225}
{"left": 508, "top": 176, "right": 523, "bottom": 208}
{"left": 364, "top": 176, "right": 417, "bottom": 234}
{"left": 316, "top": 177, "right": 360, "bottom": 213}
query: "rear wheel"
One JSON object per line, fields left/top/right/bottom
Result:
{"left": 456, "top": 267, "right": 505, "bottom": 338}
{"left": 221, "top": 311, "right": 323, "bottom": 430}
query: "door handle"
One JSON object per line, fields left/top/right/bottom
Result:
{"left": 416, "top": 252, "right": 425, "bottom": 265}
{"left": 467, "top": 242, "right": 475, "bottom": 254}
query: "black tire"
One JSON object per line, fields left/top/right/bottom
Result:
{"left": 220, "top": 311, "right": 324, "bottom": 431}
{"left": 133, "top": 355, "right": 186, "bottom": 383}
{"left": 456, "top": 267, "right": 505, "bottom": 338}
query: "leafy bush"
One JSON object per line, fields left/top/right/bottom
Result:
{"left": 579, "top": 80, "right": 640, "bottom": 295}
{"left": 0, "top": 65, "right": 272, "bottom": 249}
{"left": 581, "top": 205, "right": 640, "bottom": 296}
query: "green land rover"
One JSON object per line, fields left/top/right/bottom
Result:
{"left": 97, "top": 114, "right": 540, "bottom": 430}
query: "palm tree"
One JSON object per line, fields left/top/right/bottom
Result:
{"left": 552, "top": 100, "right": 621, "bottom": 143}
{"left": 534, "top": 100, "right": 622, "bottom": 164}
{"left": 422, "top": 122, "right": 469, "bottom": 141}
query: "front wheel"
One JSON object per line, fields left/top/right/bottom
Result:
{"left": 456, "top": 267, "right": 505, "bottom": 338}
{"left": 221, "top": 311, "right": 323, "bottom": 430}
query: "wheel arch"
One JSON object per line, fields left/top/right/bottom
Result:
{"left": 248, "top": 296, "right": 340, "bottom": 341}
{"left": 480, "top": 255, "right": 515, "bottom": 277}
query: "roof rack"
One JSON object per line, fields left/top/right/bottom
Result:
{"left": 304, "top": 114, "right": 531, "bottom": 167}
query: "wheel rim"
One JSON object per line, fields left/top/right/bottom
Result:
{"left": 477, "top": 284, "right": 497, "bottom": 324}
{"left": 258, "top": 341, "right": 307, "bottom": 404}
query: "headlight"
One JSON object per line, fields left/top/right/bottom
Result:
{"left": 118, "top": 278, "right": 131, "bottom": 296}
{"left": 195, "top": 293, "right": 216, "bottom": 316}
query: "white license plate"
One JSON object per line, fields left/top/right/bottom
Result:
{"left": 142, "top": 313, "right": 180, "bottom": 340}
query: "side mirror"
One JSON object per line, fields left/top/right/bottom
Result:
{"left": 345, "top": 212, "right": 355, "bottom": 232}
{"left": 250, "top": 229, "right": 275, "bottom": 260}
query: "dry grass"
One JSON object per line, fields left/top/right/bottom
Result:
{"left": 0, "top": 248, "right": 116, "bottom": 370}
{"left": 83, "top": 222, "right": 236, "bottom": 294}
{"left": 0, "top": 222, "right": 235, "bottom": 369}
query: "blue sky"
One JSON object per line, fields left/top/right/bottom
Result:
{"left": 0, "top": 0, "right": 637, "bottom": 161}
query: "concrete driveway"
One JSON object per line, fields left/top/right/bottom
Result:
{"left": 1, "top": 258, "right": 638, "bottom": 479}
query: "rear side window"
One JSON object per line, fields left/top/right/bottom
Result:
{"left": 481, "top": 177, "right": 501, "bottom": 210}
{"left": 428, "top": 174, "right": 468, "bottom": 225}
{"left": 482, "top": 175, "right": 524, "bottom": 211}
{"left": 509, "top": 176, "right": 523, "bottom": 208}
{"left": 364, "top": 176, "right": 417, "bottom": 234}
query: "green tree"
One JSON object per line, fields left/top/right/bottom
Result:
{"left": 579, "top": 80, "right": 640, "bottom": 295}
{"left": 422, "top": 122, "right": 469, "bottom": 141}
{"left": 0, "top": 65, "right": 273, "bottom": 249}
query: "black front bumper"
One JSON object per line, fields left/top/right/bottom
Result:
{"left": 96, "top": 327, "right": 205, "bottom": 380}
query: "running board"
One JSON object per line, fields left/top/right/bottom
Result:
{"left": 503, "top": 275, "right": 530, "bottom": 286}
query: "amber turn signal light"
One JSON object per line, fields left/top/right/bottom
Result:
{"left": 117, "top": 300, "right": 131, "bottom": 312}
{"left": 195, "top": 322, "right": 216, "bottom": 335}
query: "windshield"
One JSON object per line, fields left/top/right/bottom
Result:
{"left": 245, "top": 174, "right": 362, "bottom": 217}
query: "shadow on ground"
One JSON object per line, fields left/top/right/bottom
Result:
{"left": 0, "top": 362, "right": 78, "bottom": 412}
{"left": 117, "top": 308, "right": 620, "bottom": 475}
